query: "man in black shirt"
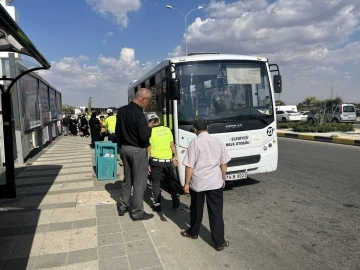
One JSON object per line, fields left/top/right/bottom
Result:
{"left": 116, "top": 88, "right": 155, "bottom": 221}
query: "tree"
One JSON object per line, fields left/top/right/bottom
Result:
{"left": 62, "top": 104, "right": 76, "bottom": 114}
{"left": 88, "top": 97, "right": 93, "bottom": 114}
{"left": 275, "top": 100, "right": 286, "bottom": 106}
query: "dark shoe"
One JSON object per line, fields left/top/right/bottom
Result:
{"left": 152, "top": 205, "right": 162, "bottom": 212}
{"left": 180, "top": 229, "right": 198, "bottom": 239}
{"left": 215, "top": 240, "right": 230, "bottom": 251}
{"left": 118, "top": 208, "right": 128, "bottom": 216}
{"left": 172, "top": 197, "right": 180, "bottom": 209}
{"left": 132, "top": 212, "right": 154, "bottom": 221}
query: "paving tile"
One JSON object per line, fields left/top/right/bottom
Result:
{"left": 97, "top": 224, "right": 122, "bottom": 235}
{"left": 77, "top": 181, "right": 94, "bottom": 189}
{"left": 21, "top": 224, "right": 49, "bottom": 235}
{"left": 48, "top": 221, "right": 73, "bottom": 232}
{"left": 46, "top": 229, "right": 73, "bottom": 240}
{"left": 2, "top": 256, "right": 37, "bottom": 270}
{"left": 73, "top": 218, "right": 97, "bottom": 229}
{"left": 69, "top": 235, "right": 97, "bottom": 251}
{"left": 0, "top": 236, "right": 18, "bottom": 259}
{"left": 120, "top": 221, "right": 145, "bottom": 232}
{"left": 8, "top": 233, "right": 46, "bottom": 258}
{"left": 122, "top": 229, "right": 149, "bottom": 243}
{"left": 24, "top": 209, "right": 54, "bottom": 226}
{"left": 125, "top": 239, "right": 155, "bottom": 255}
{"left": 66, "top": 260, "right": 99, "bottom": 270}
{"left": 67, "top": 247, "right": 98, "bottom": 265}
{"left": 39, "top": 237, "right": 71, "bottom": 255}
{"left": 30, "top": 185, "right": 52, "bottom": 194}
{"left": 97, "top": 232, "right": 124, "bottom": 246}
{"left": 36, "top": 177, "right": 56, "bottom": 184}
{"left": 96, "top": 209, "right": 118, "bottom": 217}
{"left": 56, "top": 202, "right": 77, "bottom": 209}
{"left": 98, "top": 256, "right": 130, "bottom": 270}
{"left": 98, "top": 243, "right": 126, "bottom": 260}
{"left": 34, "top": 252, "right": 68, "bottom": 269}
{"left": 77, "top": 187, "right": 95, "bottom": 192}
{"left": 97, "top": 216, "right": 119, "bottom": 226}
{"left": 58, "top": 192, "right": 78, "bottom": 204}
{"left": 62, "top": 182, "right": 79, "bottom": 190}
{"left": 39, "top": 194, "right": 60, "bottom": 205}
{"left": 72, "top": 226, "right": 97, "bottom": 239}
{"left": 96, "top": 204, "right": 115, "bottom": 211}
{"left": 128, "top": 251, "right": 161, "bottom": 270}
{"left": 74, "top": 206, "right": 96, "bottom": 220}
{"left": 0, "top": 226, "right": 24, "bottom": 237}
{"left": 118, "top": 215, "right": 133, "bottom": 224}
{"left": 51, "top": 208, "right": 75, "bottom": 223}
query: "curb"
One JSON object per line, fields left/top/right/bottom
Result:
{"left": 277, "top": 132, "right": 360, "bottom": 147}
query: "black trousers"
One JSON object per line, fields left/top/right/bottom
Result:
{"left": 188, "top": 187, "right": 225, "bottom": 248}
{"left": 149, "top": 161, "right": 178, "bottom": 205}
{"left": 108, "top": 133, "right": 117, "bottom": 143}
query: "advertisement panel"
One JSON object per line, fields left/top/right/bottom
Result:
{"left": 49, "top": 88, "right": 57, "bottom": 120}
{"left": 20, "top": 74, "right": 41, "bottom": 130}
{"left": 40, "top": 82, "right": 50, "bottom": 125}
{"left": 56, "top": 92, "right": 62, "bottom": 119}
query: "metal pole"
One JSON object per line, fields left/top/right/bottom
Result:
{"left": 0, "top": 85, "right": 16, "bottom": 198}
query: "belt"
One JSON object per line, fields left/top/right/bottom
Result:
{"left": 150, "top": 158, "right": 172, "bottom": 162}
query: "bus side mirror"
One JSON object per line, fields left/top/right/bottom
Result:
{"left": 169, "top": 78, "right": 180, "bottom": 100}
{"left": 273, "top": 75, "right": 282, "bottom": 93}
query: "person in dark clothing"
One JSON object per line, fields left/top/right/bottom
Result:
{"left": 69, "top": 115, "right": 78, "bottom": 136}
{"left": 89, "top": 111, "right": 102, "bottom": 148}
{"left": 80, "top": 114, "right": 90, "bottom": 137}
{"left": 115, "top": 88, "right": 155, "bottom": 221}
{"left": 62, "top": 113, "right": 71, "bottom": 136}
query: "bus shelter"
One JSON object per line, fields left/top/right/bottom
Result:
{"left": 0, "top": 4, "right": 51, "bottom": 198}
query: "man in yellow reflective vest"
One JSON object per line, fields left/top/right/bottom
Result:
{"left": 147, "top": 112, "right": 180, "bottom": 212}
{"left": 105, "top": 108, "right": 117, "bottom": 143}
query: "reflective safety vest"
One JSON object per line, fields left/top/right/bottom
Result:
{"left": 104, "top": 115, "right": 116, "bottom": 133}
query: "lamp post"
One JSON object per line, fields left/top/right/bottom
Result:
{"left": 166, "top": 5, "right": 203, "bottom": 56}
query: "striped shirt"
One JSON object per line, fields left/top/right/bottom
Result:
{"left": 182, "top": 132, "right": 231, "bottom": 192}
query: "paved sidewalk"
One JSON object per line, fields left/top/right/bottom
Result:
{"left": 0, "top": 136, "right": 172, "bottom": 270}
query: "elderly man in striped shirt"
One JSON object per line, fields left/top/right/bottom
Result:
{"left": 181, "top": 118, "right": 231, "bottom": 251}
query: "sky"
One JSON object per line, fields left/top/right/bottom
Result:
{"left": 10, "top": 0, "right": 360, "bottom": 107}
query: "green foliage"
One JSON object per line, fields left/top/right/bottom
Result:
{"left": 275, "top": 100, "right": 286, "bottom": 106}
{"left": 62, "top": 104, "right": 75, "bottom": 114}
{"left": 277, "top": 122, "right": 354, "bottom": 133}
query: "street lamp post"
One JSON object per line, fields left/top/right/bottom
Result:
{"left": 166, "top": 5, "right": 203, "bottom": 56}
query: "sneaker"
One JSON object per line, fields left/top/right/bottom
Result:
{"left": 132, "top": 212, "right": 154, "bottom": 221}
{"left": 118, "top": 208, "right": 128, "bottom": 216}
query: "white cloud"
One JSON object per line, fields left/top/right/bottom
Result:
{"left": 39, "top": 48, "right": 153, "bottom": 107}
{"left": 102, "top": 31, "right": 115, "bottom": 44}
{"left": 170, "top": 0, "right": 360, "bottom": 102}
{"left": 86, "top": 0, "right": 141, "bottom": 28}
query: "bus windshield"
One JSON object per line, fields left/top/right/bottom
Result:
{"left": 176, "top": 60, "right": 274, "bottom": 125}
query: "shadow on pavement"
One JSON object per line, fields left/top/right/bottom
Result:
{"left": 0, "top": 165, "right": 63, "bottom": 269}
{"left": 223, "top": 177, "right": 260, "bottom": 191}
{"left": 143, "top": 184, "right": 215, "bottom": 248}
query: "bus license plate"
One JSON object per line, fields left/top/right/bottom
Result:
{"left": 225, "top": 172, "right": 247, "bottom": 180}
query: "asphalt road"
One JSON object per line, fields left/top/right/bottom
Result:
{"left": 155, "top": 138, "right": 360, "bottom": 270}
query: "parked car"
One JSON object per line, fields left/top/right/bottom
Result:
{"left": 355, "top": 109, "right": 360, "bottom": 117}
{"left": 306, "top": 104, "right": 357, "bottom": 124}
{"left": 276, "top": 110, "right": 302, "bottom": 122}
{"left": 332, "top": 104, "right": 356, "bottom": 123}
{"left": 300, "top": 111, "right": 310, "bottom": 122}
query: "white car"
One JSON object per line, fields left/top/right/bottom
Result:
{"left": 276, "top": 110, "right": 302, "bottom": 122}
{"left": 300, "top": 111, "right": 310, "bottom": 122}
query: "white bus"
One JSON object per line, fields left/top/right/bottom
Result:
{"left": 128, "top": 53, "right": 282, "bottom": 186}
